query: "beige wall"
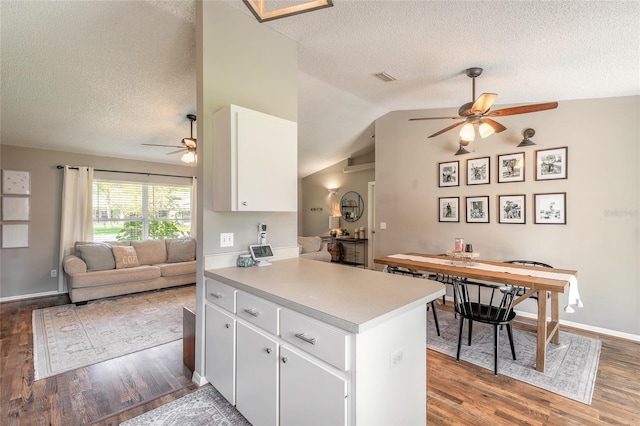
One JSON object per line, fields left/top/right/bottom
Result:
{"left": 0, "top": 145, "right": 194, "bottom": 299}
{"left": 299, "top": 152, "right": 374, "bottom": 237}
{"left": 374, "top": 96, "right": 640, "bottom": 336}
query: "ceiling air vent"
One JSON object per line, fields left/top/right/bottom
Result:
{"left": 373, "top": 72, "right": 397, "bottom": 82}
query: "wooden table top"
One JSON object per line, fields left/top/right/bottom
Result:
{"left": 374, "top": 253, "right": 577, "bottom": 293}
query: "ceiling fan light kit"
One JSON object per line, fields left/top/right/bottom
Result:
{"left": 410, "top": 67, "right": 558, "bottom": 153}
{"left": 141, "top": 114, "right": 197, "bottom": 164}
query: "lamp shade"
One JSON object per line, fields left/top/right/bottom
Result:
{"left": 478, "top": 121, "right": 495, "bottom": 138}
{"left": 459, "top": 122, "right": 475, "bottom": 142}
{"left": 329, "top": 215, "right": 340, "bottom": 230}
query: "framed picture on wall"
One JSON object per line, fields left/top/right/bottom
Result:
{"left": 2, "top": 170, "right": 31, "bottom": 195}
{"left": 498, "top": 194, "right": 526, "bottom": 224}
{"left": 497, "top": 152, "right": 525, "bottom": 183}
{"left": 466, "top": 157, "right": 490, "bottom": 185}
{"left": 466, "top": 196, "right": 490, "bottom": 223}
{"left": 438, "top": 197, "right": 460, "bottom": 222}
{"left": 536, "top": 147, "right": 568, "bottom": 180}
{"left": 534, "top": 192, "right": 566, "bottom": 224}
{"left": 2, "top": 224, "right": 29, "bottom": 248}
{"left": 2, "top": 197, "right": 30, "bottom": 221}
{"left": 438, "top": 161, "right": 459, "bottom": 187}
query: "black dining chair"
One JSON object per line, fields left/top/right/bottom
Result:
{"left": 451, "top": 279, "right": 518, "bottom": 375}
{"left": 504, "top": 260, "right": 553, "bottom": 300}
{"left": 427, "top": 253, "right": 467, "bottom": 306}
{"left": 386, "top": 266, "right": 440, "bottom": 336}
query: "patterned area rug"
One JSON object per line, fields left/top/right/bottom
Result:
{"left": 120, "top": 385, "right": 251, "bottom": 426}
{"left": 33, "top": 285, "right": 196, "bottom": 380}
{"left": 427, "top": 308, "right": 601, "bottom": 405}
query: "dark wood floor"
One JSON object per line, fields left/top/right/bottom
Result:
{"left": 1, "top": 295, "right": 638, "bottom": 425}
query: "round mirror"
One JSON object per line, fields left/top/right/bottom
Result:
{"left": 340, "top": 191, "right": 364, "bottom": 222}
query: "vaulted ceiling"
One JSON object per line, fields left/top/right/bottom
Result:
{"left": 2, "top": 1, "right": 638, "bottom": 177}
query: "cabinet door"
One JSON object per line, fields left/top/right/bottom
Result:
{"left": 280, "top": 346, "right": 347, "bottom": 426}
{"left": 236, "top": 322, "right": 279, "bottom": 426}
{"left": 205, "top": 304, "right": 236, "bottom": 404}
{"left": 236, "top": 109, "right": 297, "bottom": 212}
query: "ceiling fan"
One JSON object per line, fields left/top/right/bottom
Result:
{"left": 409, "top": 67, "right": 558, "bottom": 143}
{"left": 143, "top": 114, "right": 197, "bottom": 163}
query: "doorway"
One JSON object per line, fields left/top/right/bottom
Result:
{"left": 367, "top": 181, "right": 375, "bottom": 269}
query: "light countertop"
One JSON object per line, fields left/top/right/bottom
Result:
{"left": 204, "top": 258, "right": 445, "bottom": 333}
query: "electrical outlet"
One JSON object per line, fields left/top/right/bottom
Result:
{"left": 50, "top": 269, "right": 57, "bottom": 278}
{"left": 220, "top": 233, "right": 234, "bottom": 247}
{"left": 390, "top": 348, "right": 403, "bottom": 367}
{"left": 380, "top": 222, "right": 387, "bottom": 229}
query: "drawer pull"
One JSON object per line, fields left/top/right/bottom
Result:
{"left": 294, "top": 333, "right": 317, "bottom": 345}
{"left": 244, "top": 308, "right": 261, "bottom": 317}
{"left": 225, "top": 323, "right": 231, "bottom": 329}
{"left": 282, "top": 356, "right": 289, "bottom": 363}
{"left": 266, "top": 348, "right": 273, "bottom": 354}
{"left": 209, "top": 293, "right": 223, "bottom": 299}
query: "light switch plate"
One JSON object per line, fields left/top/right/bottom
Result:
{"left": 220, "top": 233, "right": 234, "bottom": 247}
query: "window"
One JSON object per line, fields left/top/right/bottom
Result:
{"left": 92, "top": 179, "right": 192, "bottom": 241}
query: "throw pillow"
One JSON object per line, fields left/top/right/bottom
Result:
{"left": 166, "top": 238, "right": 196, "bottom": 263}
{"left": 76, "top": 242, "right": 116, "bottom": 271}
{"left": 131, "top": 239, "right": 167, "bottom": 265}
{"left": 111, "top": 245, "right": 140, "bottom": 269}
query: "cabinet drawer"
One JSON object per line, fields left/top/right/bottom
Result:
{"left": 236, "top": 292, "right": 279, "bottom": 335}
{"left": 280, "top": 309, "right": 349, "bottom": 371}
{"left": 206, "top": 279, "right": 236, "bottom": 313}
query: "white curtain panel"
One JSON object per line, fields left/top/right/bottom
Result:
{"left": 57, "top": 166, "right": 94, "bottom": 292}
{"left": 190, "top": 176, "right": 197, "bottom": 237}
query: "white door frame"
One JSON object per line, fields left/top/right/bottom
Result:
{"left": 367, "top": 181, "right": 375, "bottom": 269}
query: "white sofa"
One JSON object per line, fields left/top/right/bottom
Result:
{"left": 297, "top": 236, "right": 332, "bottom": 262}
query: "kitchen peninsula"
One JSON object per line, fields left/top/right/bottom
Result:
{"left": 204, "top": 258, "right": 445, "bottom": 426}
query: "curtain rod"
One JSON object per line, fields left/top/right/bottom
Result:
{"left": 56, "top": 165, "right": 193, "bottom": 179}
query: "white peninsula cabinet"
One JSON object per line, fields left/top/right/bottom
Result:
{"left": 212, "top": 104, "right": 297, "bottom": 212}
{"left": 204, "top": 258, "right": 445, "bottom": 426}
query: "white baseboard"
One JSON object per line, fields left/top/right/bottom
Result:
{"left": 0, "top": 290, "right": 65, "bottom": 303}
{"left": 192, "top": 371, "right": 208, "bottom": 387}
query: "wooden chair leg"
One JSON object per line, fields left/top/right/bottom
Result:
{"left": 456, "top": 317, "right": 464, "bottom": 361}
{"left": 507, "top": 323, "right": 516, "bottom": 360}
{"left": 493, "top": 324, "right": 499, "bottom": 375}
{"left": 430, "top": 301, "right": 440, "bottom": 336}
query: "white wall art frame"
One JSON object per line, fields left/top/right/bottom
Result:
{"left": 2, "top": 197, "right": 30, "bottom": 221}
{"left": 2, "top": 170, "right": 31, "bottom": 195}
{"left": 2, "top": 224, "right": 29, "bottom": 248}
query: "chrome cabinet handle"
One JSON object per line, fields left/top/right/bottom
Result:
{"left": 242, "top": 201, "right": 248, "bottom": 206}
{"left": 244, "top": 308, "right": 261, "bottom": 317}
{"left": 295, "top": 333, "right": 316, "bottom": 345}
{"left": 210, "top": 293, "right": 223, "bottom": 299}
{"left": 224, "top": 323, "right": 231, "bottom": 329}
{"left": 266, "top": 348, "right": 272, "bottom": 354}
{"left": 282, "top": 356, "right": 288, "bottom": 363}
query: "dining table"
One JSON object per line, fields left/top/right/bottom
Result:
{"left": 374, "top": 253, "right": 580, "bottom": 373}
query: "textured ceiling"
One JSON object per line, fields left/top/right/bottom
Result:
{"left": 2, "top": 1, "right": 639, "bottom": 177}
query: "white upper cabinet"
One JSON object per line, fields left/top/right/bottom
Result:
{"left": 212, "top": 104, "right": 298, "bottom": 212}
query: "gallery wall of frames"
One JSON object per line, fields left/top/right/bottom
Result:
{"left": 1, "top": 169, "right": 31, "bottom": 248}
{"left": 437, "top": 147, "right": 568, "bottom": 225}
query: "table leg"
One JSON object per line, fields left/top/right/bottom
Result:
{"left": 551, "top": 291, "right": 560, "bottom": 345}
{"left": 536, "top": 291, "right": 547, "bottom": 372}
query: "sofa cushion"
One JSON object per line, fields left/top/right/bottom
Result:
{"left": 131, "top": 239, "right": 167, "bottom": 265}
{"left": 157, "top": 261, "right": 196, "bottom": 277}
{"left": 76, "top": 242, "right": 115, "bottom": 271}
{"left": 111, "top": 245, "right": 140, "bottom": 269}
{"left": 68, "top": 265, "right": 161, "bottom": 288}
{"left": 166, "top": 237, "right": 196, "bottom": 263}
{"left": 297, "top": 236, "right": 322, "bottom": 254}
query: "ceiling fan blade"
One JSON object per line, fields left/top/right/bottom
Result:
{"left": 166, "top": 149, "right": 185, "bottom": 155}
{"left": 482, "top": 118, "right": 507, "bottom": 133}
{"left": 471, "top": 93, "right": 497, "bottom": 114}
{"left": 142, "top": 143, "right": 184, "bottom": 148}
{"left": 427, "top": 121, "right": 465, "bottom": 138}
{"left": 409, "top": 116, "right": 460, "bottom": 121}
{"left": 487, "top": 102, "right": 558, "bottom": 117}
